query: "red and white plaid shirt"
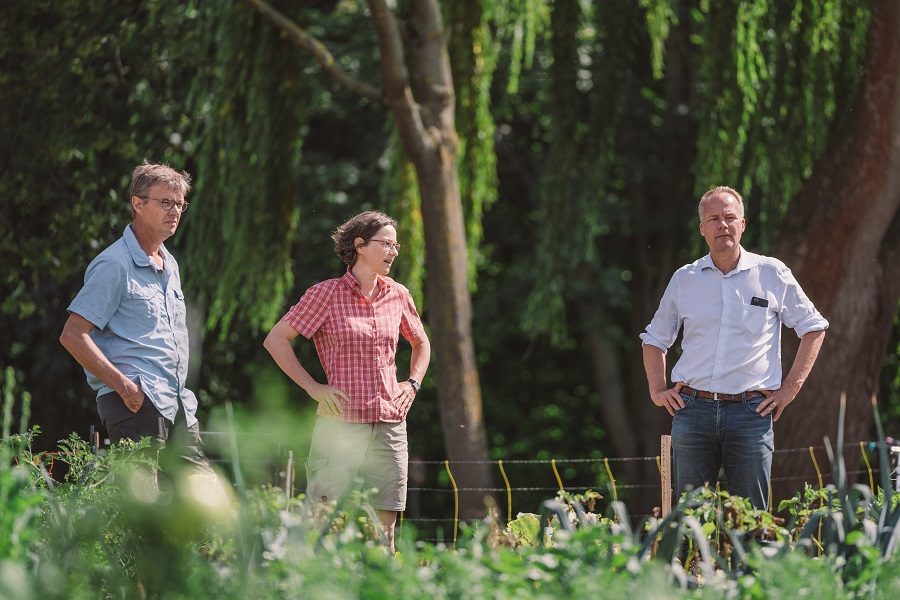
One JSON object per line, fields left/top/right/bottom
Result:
{"left": 281, "top": 270, "right": 428, "bottom": 423}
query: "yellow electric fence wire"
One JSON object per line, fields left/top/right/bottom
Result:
{"left": 497, "top": 460, "right": 513, "bottom": 523}
{"left": 443, "top": 460, "right": 459, "bottom": 546}
{"left": 656, "top": 455, "right": 661, "bottom": 474}
{"left": 551, "top": 459, "right": 565, "bottom": 492}
{"left": 809, "top": 446, "right": 824, "bottom": 490}
{"left": 716, "top": 481, "right": 722, "bottom": 552}
{"left": 809, "top": 446, "right": 824, "bottom": 556}
{"left": 603, "top": 457, "right": 618, "bottom": 502}
{"left": 859, "top": 441, "right": 875, "bottom": 492}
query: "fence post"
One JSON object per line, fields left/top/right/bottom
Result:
{"left": 892, "top": 443, "right": 900, "bottom": 492}
{"left": 660, "top": 435, "right": 672, "bottom": 517}
{"left": 284, "top": 450, "right": 295, "bottom": 498}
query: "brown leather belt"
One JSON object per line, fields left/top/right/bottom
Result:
{"left": 681, "top": 385, "right": 765, "bottom": 402}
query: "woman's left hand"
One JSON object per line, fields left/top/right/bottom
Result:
{"left": 394, "top": 381, "right": 417, "bottom": 414}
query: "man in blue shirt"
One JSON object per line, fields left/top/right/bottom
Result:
{"left": 641, "top": 186, "right": 828, "bottom": 509}
{"left": 60, "top": 163, "right": 209, "bottom": 471}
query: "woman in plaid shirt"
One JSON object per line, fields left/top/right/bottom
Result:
{"left": 264, "top": 210, "right": 431, "bottom": 552}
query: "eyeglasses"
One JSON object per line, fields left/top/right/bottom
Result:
{"left": 138, "top": 195, "right": 190, "bottom": 213}
{"left": 368, "top": 238, "right": 401, "bottom": 252}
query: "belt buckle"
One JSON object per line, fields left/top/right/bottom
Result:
{"left": 713, "top": 392, "right": 719, "bottom": 401}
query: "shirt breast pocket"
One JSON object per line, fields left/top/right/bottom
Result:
{"left": 741, "top": 303, "right": 770, "bottom": 333}
{"left": 333, "top": 314, "right": 374, "bottom": 346}
{"left": 129, "top": 284, "right": 166, "bottom": 325}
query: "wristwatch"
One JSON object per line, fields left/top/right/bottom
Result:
{"left": 407, "top": 378, "right": 421, "bottom": 393}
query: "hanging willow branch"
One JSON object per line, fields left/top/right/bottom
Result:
{"left": 242, "top": 0, "right": 382, "bottom": 102}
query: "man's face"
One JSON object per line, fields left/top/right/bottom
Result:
{"left": 699, "top": 192, "right": 745, "bottom": 253}
{"left": 132, "top": 183, "right": 185, "bottom": 239}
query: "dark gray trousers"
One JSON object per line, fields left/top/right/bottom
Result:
{"left": 96, "top": 391, "right": 211, "bottom": 472}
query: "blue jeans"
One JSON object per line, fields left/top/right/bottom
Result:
{"left": 671, "top": 391, "right": 773, "bottom": 509}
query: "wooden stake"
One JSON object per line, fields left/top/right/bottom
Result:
{"left": 661, "top": 435, "right": 672, "bottom": 517}
{"left": 285, "top": 450, "right": 295, "bottom": 498}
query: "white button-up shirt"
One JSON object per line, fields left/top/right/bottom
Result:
{"left": 640, "top": 248, "right": 829, "bottom": 394}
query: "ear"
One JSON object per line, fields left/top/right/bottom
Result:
{"left": 131, "top": 195, "right": 144, "bottom": 214}
{"left": 354, "top": 236, "right": 365, "bottom": 249}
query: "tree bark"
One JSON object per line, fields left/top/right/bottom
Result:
{"left": 369, "top": 0, "right": 493, "bottom": 518}
{"left": 771, "top": 0, "right": 900, "bottom": 503}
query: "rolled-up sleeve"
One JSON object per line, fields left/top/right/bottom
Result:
{"left": 778, "top": 266, "right": 829, "bottom": 337}
{"left": 639, "top": 272, "right": 682, "bottom": 352}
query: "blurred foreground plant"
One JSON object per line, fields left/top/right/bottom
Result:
{"left": 2, "top": 385, "right": 900, "bottom": 598}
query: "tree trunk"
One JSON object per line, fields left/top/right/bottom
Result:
{"left": 248, "top": 0, "right": 494, "bottom": 519}
{"left": 772, "top": 0, "right": 900, "bottom": 503}
{"left": 371, "top": 0, "right": 493, "bottom": 518}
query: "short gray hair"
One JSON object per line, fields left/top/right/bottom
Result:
{"left": 130, "top": 162, "right": 192, "bottom": 199}
{"left": 698, "top": 186, "right": 744, "bottom": 220}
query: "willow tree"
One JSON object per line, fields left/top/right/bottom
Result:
{"left": 772, "top": 0, "right": 900, "bottom": 491}
{"left": 233, "top": 0, "right": 494, "bottom": 515}
{"left": 526, "top": 0, "right": 886, "bottom": 506}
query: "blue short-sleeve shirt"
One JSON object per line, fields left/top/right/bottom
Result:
{"left": 67, "top": 225, "right": 198, "bottom": 426}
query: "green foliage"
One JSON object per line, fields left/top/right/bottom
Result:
{"left": 491, "top": 0, "right": 551, "bottom": 95}
{"left": 380, "top": 130, "right": 426, "bottom": 307}
{"left": 446, "top": 0, "right": 501, "bottom": 286}
{"left": 0, "top": 371, "right": 41, "bottom": 564}
{"left": 181, "top": 0, "right": 311, "bottom": 335}
{"left": 3, "top": 395, "right": 900, "bottom": 597}
{"left": 507, "top": 511, "right": 542, "bottom": 546}
{"left": 640, "top": 0, "right": 679, "bottom": 78}
{"left": 0, "top": 0, "right": 209, "bottom": 445}
{"left": 2, "top": 0, "right": 897, "bottom": 543}
{"left": 691, "top": 0, "right": 871, "bottom": 248}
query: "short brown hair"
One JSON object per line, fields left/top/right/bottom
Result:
{"left": 130, "top": 162, "right": 192, "bottom": 199}
{"left": 698, "top": 185, "right": 744, "bottom": 219}
{"left": 332, "top": 210, "right": 398, "bottom": 266}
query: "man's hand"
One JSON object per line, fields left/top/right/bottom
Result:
{"left": 755, "top": 386, "right": 797, "bottom": 422}
{"left": 650, "top": 382, "right": 685, "bottom": 416}
{"left": 393, "top": 381, "right": 417, "bottom": 414}
{"left": 119, "top": 380, "right": 145, "bottom": 413}
{"left": 307, "top": 383, "right": 347, "bottom": 417}
{"left": 757, "top": 330, "right": 825, "bottom": 422}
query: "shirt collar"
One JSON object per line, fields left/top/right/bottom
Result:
{"left": 340, "top": 268, "right": 390, "bottom": 294}
{"left": 699, "top": 246, "right": 756, "bottom": 276}
{"left": 123, "top": 224, "right": 167, "bottom": 270}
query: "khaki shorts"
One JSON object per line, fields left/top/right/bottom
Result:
{"left": 306, "top": 417, "right": 408, "bottom": 512}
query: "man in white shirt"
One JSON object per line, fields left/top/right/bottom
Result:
{"left": 640, "top": 186, "right": 828, "bottom": 509}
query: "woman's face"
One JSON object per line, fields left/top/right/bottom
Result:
{"left": 355, "top": 225, "right": 400, "bottom": 276}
